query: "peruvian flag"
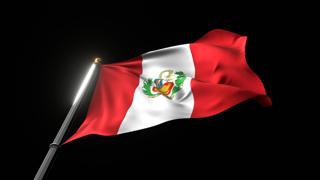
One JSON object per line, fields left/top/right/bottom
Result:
{"left": 65, "top": 29, "right": 271, "bottom": 143}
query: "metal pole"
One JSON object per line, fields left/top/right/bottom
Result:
{"left": 34, "top": 58, "right": 102, "bottom": 180}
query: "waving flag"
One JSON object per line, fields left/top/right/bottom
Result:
{"left": 64, "top": 29, "right": 271, "bottom": 143}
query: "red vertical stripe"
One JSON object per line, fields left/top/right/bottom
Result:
{"left": 190, "top": 29, "right": 271, "bottom": 118}
{"left": 64, "top": 56, "right": 142, "bottom": 143}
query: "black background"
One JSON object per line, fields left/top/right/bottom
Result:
{"left": 16, "top": 2, "right": 281, "bottom": 179}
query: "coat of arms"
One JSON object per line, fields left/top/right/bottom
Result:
{"left": 142, "top": 70, "right": 187, "bottom": 99}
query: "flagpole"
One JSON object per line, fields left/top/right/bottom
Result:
{"left": 34, "top": 58, "right": 102, "bottom": 180}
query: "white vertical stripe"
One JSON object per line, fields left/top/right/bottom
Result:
{"left": 118, "top": 44, "right": 195, "bottom": 134}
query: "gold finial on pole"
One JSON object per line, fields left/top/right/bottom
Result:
{"left": 94, "top": 57, "right": 102, "bottom": 64}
